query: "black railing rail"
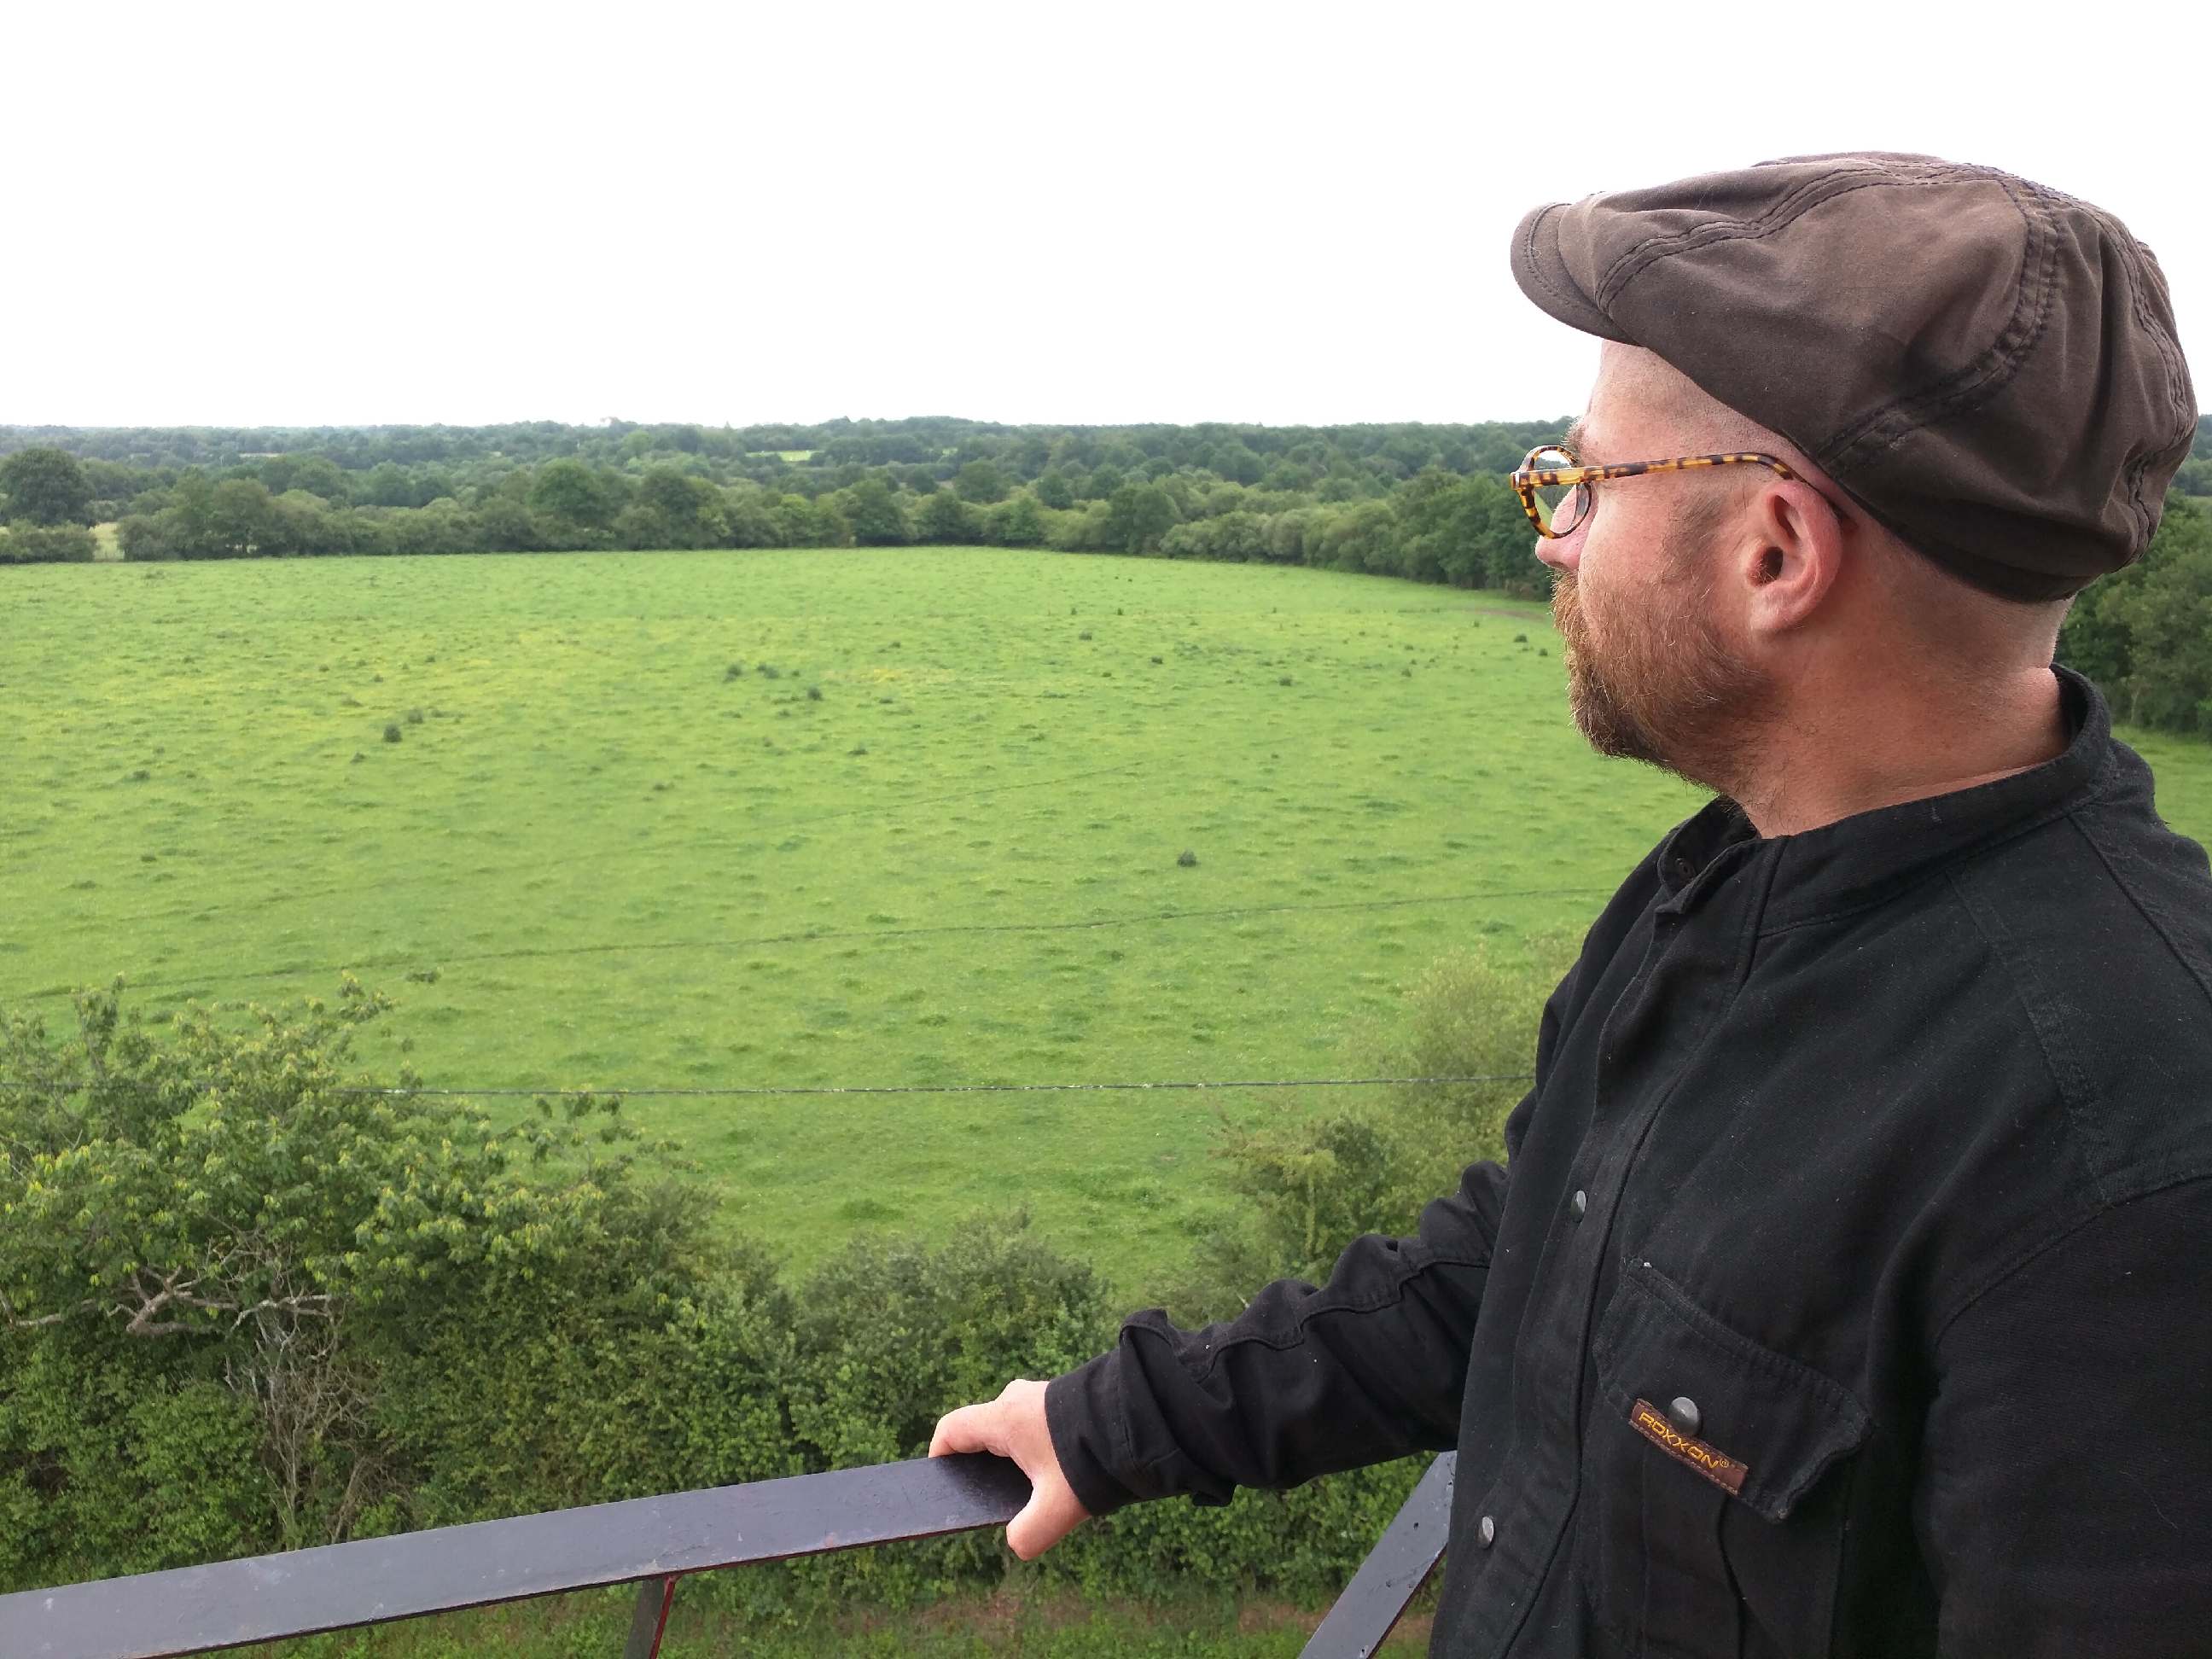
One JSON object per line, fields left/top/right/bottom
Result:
{"left": 0, "top": 1451, "right": 1454, "bottom": 1659}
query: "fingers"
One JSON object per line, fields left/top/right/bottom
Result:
{"left": 928, "top": 1400, "right": 999, "bottom": 1459}
{"left": 928, "top": 1378, "right": 1092, "bottom": 1560}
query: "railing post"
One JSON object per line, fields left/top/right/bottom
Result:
{"left": 1298, "top": 1452, "right": 1455, "bottom": 1658}
{"left": 621, "top": 1575, "right": 678, "bottom": 1659}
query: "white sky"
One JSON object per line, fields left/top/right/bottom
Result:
{"left": 7, "top": 1, "right": 2208, "bottom": 432}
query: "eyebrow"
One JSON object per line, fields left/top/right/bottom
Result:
{"left": 1563, "top": 416, "right": 1593, "bottom": 457}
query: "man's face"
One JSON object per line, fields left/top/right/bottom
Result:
{"left": 1538, "top": 352, "right": 1772, "bottom": 789}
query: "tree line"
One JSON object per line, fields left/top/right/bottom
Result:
{"left": 6, "top": 418, "right": 2211, "bottom": 736}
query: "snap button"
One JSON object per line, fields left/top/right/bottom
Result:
{"left": 1570, "top": 1190, "right": 1588, "bottom": 1220}
{"left": 1668, "top": 1396, "right": 1702, "bottom": 1436}
{"left": 1476, "top": 1514, "right": 1497, "bottom": 1549}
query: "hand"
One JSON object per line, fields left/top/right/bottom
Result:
{"left": 929, "top": 1377, "right": 1091, "bottom": 1559}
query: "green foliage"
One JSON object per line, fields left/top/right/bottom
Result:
{"left": 952, "top": 459, "right": 1010, "bottom": 504}
{"left": 2060, "top": 496, "right": 2212, "bottom": 736}
{"left": 0, "top": 985, "right": 1428, "bottom": 1621}
{"left": 1104, "top": 482, "right": 1179, "bottom": 555}
{"left": 987, "top": 492, "right": 1047, "bottom": 547}
{"left": 0, "top": 982, "right": 700, "bottom": 1561}
{"left": 0, "top": 447, "right": 95, "bottom": 526}
{"left": 529, "top": 460, "right": 620, "bottom": 533}
{"left": 1167, "top": 940, "right": 1570, "bottom": 1322}
{"left": 0, "top": 521, "right": 96, "bottom": 563}
{"left": 914, "top": 489, "right": 985, "bottom": 545}
{"left": 841, "top": 477, "right": 913, "bottom": 547}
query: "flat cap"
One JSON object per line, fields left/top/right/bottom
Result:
{"left": 1511, "top": 153, "right": 2197, "bottom": 600}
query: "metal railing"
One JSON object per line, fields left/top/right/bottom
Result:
{"left": 0, "top": 1452, "right": 1455, "bottom": 1659}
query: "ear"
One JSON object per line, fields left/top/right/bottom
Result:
{"left": 1733, "top": 480, "right": 1848, "bottom": 638}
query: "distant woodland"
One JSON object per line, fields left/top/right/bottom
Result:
{"left": 4, "top": 414, "right": 2210, "bottom": 736}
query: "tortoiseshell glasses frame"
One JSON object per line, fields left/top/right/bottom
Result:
{"left": 1510, "top": 442, "right": 1802, "bottom": 538}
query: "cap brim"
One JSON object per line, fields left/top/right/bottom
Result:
{"left": 1511, "top": 201, "right": 1634, "bottom": 345}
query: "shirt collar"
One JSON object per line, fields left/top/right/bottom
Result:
{"left": 1655, "top": 667, "right": 2119, "bottom": 928}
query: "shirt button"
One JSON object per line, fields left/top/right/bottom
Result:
{"left": 1570, "top": 1190, "right": 1588, "bottom": 1220}
{"left": 1477, "top": 1514, "right": 1497, "bottom": 1549}
{"left": 1668, "top": 1397, "right": 1703, "bottom": 1436}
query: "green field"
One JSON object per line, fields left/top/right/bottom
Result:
{"left": 6, "top": 549, "right": 2208, "bottom": 1289}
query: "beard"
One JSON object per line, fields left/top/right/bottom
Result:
{"left": 1549, "top": 547, "right": 1772, "bottom": 794}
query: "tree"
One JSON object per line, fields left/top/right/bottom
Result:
{"left": 1033, "top": 469, "right": 1075, "bottom": 510}
{"left": 207, "top": 479, "right": 277, "bottom": 557}
{"left": 359, "top": 463, "right": 419, "bottom": 509}
{"left": 839, "top": 477, "right": 911, "bottom": 546}
{"left": 952, "top": 459, "right": 1010, "bottom": 504}
{"left": 474, "top": 496, "right": 539, "bottom": 553}
{"left": 1103, "top": 481, "right": 1179, "bottom": 555}
{"left": 0, "top": 448, "right": 95, "bottom": 526}
{"left": 987, "top": 492, "right": 1046, "bottom": 547}
{"left": 2060, "top": 496, "right": 2212, "bottom": 734}
{"left": 914, "top": 489, "right": 983, "bottom": 544}
{"left": 630, "top": 469, "right": 726, "bottom": 549}
{"left": 719, "top": 486, "right": 783, "bottom": 549}
{"left": 528, "top": 459, "right": 616, "bottom": 529}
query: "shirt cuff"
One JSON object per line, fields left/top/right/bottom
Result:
{"left": 1045, "top": 1350, "right": 1149, "bottom": 1519}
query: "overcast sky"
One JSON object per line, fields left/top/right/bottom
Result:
{"left": 8, "top": 2, "right": 2207, "bottom": 431}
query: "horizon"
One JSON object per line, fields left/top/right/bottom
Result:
{"left": 3, "top": 411, "right": 1580, "bottom": 436}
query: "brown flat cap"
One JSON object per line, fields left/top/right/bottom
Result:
{"left": 1511, "top": 152, "right": 2197, "bottom": 600}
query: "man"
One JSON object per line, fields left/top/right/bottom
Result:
{"left": 932, "top": 154, "right": 2212, "bottom": 1656}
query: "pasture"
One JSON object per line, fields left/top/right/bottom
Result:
{"left": 6, "top": 548, "right": 2207, "bottom": 1289}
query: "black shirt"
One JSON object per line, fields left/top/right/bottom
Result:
{"left": 1046, "top": 668, "right": 2212, "bottom": 1657}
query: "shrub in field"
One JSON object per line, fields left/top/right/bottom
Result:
{"left": 1164, "top": 940, "right": 1569, "bottom": 1325}
{"left": 382, "top": 722, "right": 402, "bottom": 743}
{"left": 0, "top": 521, "right": 97, "bottom": 563}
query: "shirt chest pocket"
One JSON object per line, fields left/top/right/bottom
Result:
{"left": 1580, "top": 1260, "right": 1871, "bottom": 1659}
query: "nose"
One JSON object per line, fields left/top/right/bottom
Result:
{"left": 1534, "top": 526, "right": 1580, "bottom": 574}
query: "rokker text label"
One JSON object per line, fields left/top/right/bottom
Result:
{"left": 1629, "top": 1398, "right": 1749, "bottom": 1497}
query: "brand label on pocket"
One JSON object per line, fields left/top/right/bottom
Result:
{"left": 1629, "top": 1398, "right": 1748, "bottom": 1496}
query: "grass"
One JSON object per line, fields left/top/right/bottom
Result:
{"left": 240, "top": 1583, "right": 1428, "bottom": 1657}
{"left": 4, "top": 547, "right": 2207, "bottom": 1290}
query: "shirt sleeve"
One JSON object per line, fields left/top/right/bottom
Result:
{"left": 1042, "top": 945, "right": 1582, "bottom": 1517}
{"left": 1920, "top": 1177, "right": 2212, "bottom": 1658}
{"left": 1045, "top": 1149, "right": 1511, "bottom": 1514}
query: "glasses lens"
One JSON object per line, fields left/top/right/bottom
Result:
{"left": 1528, "top": 448, "right": 1590, "bottom": 534}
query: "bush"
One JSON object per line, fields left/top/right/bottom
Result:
{"left": 382, "top": 722, "right": 402, "bottom": 743}
{"left": 0, "top": 521, "right": 97, "bottom": 564}
{"left": 0, "top": 965, "right": 1526, "bottom": 1619}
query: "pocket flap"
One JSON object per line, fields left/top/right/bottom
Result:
{"left": 1593, "top": 1259, "right": 1870, "bottom": 1522}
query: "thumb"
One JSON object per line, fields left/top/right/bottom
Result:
{"left": 1004, "top": 1473, "right": 1087, "bottom": 1562}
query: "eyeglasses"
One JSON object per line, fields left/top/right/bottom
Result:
{"left": 1510, "top": 442, "right": 1802, "bottom": 538}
